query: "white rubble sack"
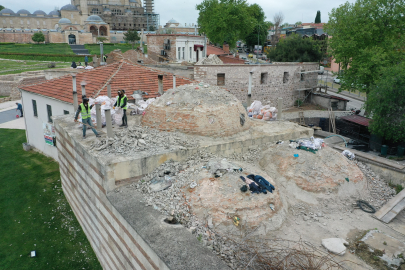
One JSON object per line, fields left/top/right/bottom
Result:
{"left": 321, "top": 238, "right": 348, "bottom": 255}
{"left": 342, "top": 150, "right": 355, "bottom": 160}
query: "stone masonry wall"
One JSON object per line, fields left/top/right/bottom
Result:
{"left": 194, "top": 63, "right": 318, "bottom": 108}
{"left": 54, "top": 121, "right": 170, "bottom": 270}
{"left": 0, "top": 71, "right": 46, "bottom": 100}
{"left": 147, "top": 35, "right": 177, "bottom": 62}
{"left": 0, "top": 32, "right": 50, "bottom": 43}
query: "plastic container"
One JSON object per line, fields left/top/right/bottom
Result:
{"left": 381, "top": 145, "right": 388, "bottom": 156}
{"left": 294, "top": 154, "right": 299, "bottom": 158}
{"left": 397, "top": 146, "right": 405, "bottom": 157}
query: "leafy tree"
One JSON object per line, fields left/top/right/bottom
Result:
{"left": 295, "top": 21, "right": 302, "bottom": 26}
{"left": 325, "top": 0, "right": 405, "bottom": 94}
{"left": 96, "top": 36, "right": 108, "bottom": 43}
{"left": 366, "top": 62, "right": 405, "bottom": 142}
{"left": 196, "top": 0, "right": 255, "bottom": 49}
{"left": 281, "top": 22, "right": 289, "bottom": 28}
{"left": 31, "top": 32, "right": 45, "bottom": 44}
{"left": 123, "top": 29, "right": 140, "bottom": 49}
{"left": 266, "top": 34, "right": 323, "bottom": 62}
{"left": 148, "top": 25, "right": 156, "bottom": 31}
{"left": 315, "top": 10, "right": 321, "bottom": 23}
{"left": 244, "top": 4, "right": 271, "bottom": 48}
{"left": 0, "top": 5, "right": 5, "bottom": 12}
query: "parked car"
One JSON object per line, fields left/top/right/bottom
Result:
{"left": 333, "top": 78, "right": 341, "bottom": 84}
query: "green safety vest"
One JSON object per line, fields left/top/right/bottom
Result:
{"left": 118, "top": 95, "right": 128, "bottom": 110}
{"left": 80, "top": 103, "right": 91, "bottom": 119}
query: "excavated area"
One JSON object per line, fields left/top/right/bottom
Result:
{"left": 260, "top": 143, "right": 365, "bottom": 193}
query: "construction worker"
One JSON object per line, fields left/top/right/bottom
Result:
{"left": 74, "top": 97, "right": 101, "bottom": 138}
{"left": 113, "top": 90, "right": 128, "bottom": 127}
{"left": 103, "top": 54, "right": 107, "bottom": 63}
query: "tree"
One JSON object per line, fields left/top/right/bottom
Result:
{"left": 0, "top": 5, "right": 5, "bottom": 12}
{"left": 123, "top": 29, "right": 140, "bottom": 49}
{"left": 149, "top": 25, "right": 156, "bottom": 31}
{"left": 266, "top": 34, "right": 323, "bottom": 62}
{"left": 31, "top": 32, "right": 45, "bottom": 44}
{"left": 295, "top": 21, "right": 302, "bottom": 26}
{"left": 366, "top": 62, "right": 405, "bottom": 142}
{"left": 314, "top": 10, "right": 321, "bottom": 23}
{"left": 196, "top": 0, "right": 255, "bottom": 49}
{"left": 244, "top": 4, "right": 271, "bottom": 48}
{"left": 325, "top": 0, "right": 405, "bottom": 94}
{"left": 96, "top": 36, "right": 108, "bottom": 43}
{"left": 271, "top": 12, "right": 284, "bottom": 45}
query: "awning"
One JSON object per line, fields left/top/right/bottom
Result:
{"left": 340, "top": 115, "right": 371, "bottom": 127}
{"left": 194, "top": 44, "right": 204, "bottom": 51}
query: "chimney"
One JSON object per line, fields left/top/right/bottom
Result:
{"left": 81, "top": 82, "right": 86, "bottom": 99}
{"left": 72, "top": 75, "right": 78, "bottom": 111}
{"left": 158, "top": 75, "right": 164, "bottom": 95}
{"left": 223, "top": 43, "right": 230, "bottom": 54}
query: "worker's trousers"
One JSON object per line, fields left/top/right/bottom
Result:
{"left": 82, "top": 118, "right": 98, "bottom": 137}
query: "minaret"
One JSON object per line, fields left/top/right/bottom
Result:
{"left": 79, "top": 0, "right": 89, "bottom": 16}
{"left": 144, "top": 0, "right": 154, "bottom": 14}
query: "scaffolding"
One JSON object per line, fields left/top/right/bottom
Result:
{"left": 143, "top": 0, "right": 159, "bottom": 31}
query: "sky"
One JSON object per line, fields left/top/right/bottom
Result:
{"left": 2, "top": 0, "right": 356, "bottom": 26}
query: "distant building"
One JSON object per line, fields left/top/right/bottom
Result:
{"left": 163, "top": 19, "right": 199, "bottom": 35}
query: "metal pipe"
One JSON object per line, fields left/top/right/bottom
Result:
{"left": 72, "top": 75, "right": 78, "bottom": 111}
{"left": 81, "top": 82, "right": 86, "bottom": 98}
{"left": 158, "top": 74, "right": 164, "bottom": 95}
{"left": 173, "top": 75, "right": 176, "bottom": 90}
{"left": 105, "top": 109, "right": 113, "bottom": 138}
{"left": 100, "top": 42, "right": 105, "bottom": 65}
{"left": 107, "top": 84, "right": 111, "bottom": 98}
{"left": 96, "top": 103, "right": 102, "bottom": 129}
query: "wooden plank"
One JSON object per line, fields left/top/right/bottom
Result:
{"left": 381, "top": 199, "right": 405, "bottom": 223}
{"left": 375, "top": 189, "right": 405, "bottom": 220}
{"left": 333, "top": 145, "right": 405, "bottom": 170}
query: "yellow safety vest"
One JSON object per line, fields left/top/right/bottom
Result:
{"left": 80, "top": 103, "right": 91, "bottom": 119}
{"left": 118, "top": 95, "right": 128, "bottom": 110}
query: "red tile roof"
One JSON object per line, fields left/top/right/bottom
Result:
{"left": 340, "top": 115, "right": 371, "bottom": 127}
{"left": 207, "top": 44, "right": 227, "bottom": 55}
{"left": 19, "top": 60, "right": 194, "bottom": 104}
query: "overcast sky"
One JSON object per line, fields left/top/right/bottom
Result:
{"left": 2, "top": 0, "right": 356, "bottom": 25}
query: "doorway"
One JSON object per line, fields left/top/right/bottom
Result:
{"left": 68, "top": 34, "right": 76, "bottom": 44}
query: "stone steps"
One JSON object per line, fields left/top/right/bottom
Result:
{"left": 69, "top": 45, "right": 90, "bottom": 55}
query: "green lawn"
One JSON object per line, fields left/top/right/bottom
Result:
{"left": 0, "top": 59, "right": 71, "bottom": 75}
{"left": 0, "top": 44, "right": 75, "bottom": 55}
{"left": 85, "top": 43, "right": 148, "bottom": 55}
{"left": 0, "top": 129, "right": 101, "bottom": 270}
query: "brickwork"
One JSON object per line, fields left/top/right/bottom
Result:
{"left": 147, "top": 35, "right": 177, "bottom": 62}
{"left": 107, "top": 49, "right": 158, "bottom": 65}
{"left": 0, "top": 32, "right": 50, "bottom": 43}
{"left": 194, "top": 63, "right": 318, "bottom": 108}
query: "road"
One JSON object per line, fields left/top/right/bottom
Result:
{"left": 0, "top": 109, "right": 19, "bottom": 124}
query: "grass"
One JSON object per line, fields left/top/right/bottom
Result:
{"left": 0, "top": 59, "right": 71, "bottom": 75}
{"left": 0, "top": 129, "right": 101, "bottom": 270}
{"left": 388, "top": 182, "right": 404, "bottom": 194}
{"left": 0, "top": 95, "right": 8, "bottom": 98}
{"left": 85, "top": 43, "right": 148, "bottom": 55}
{"left": 0, "top": 44, "right": 75, "bottom": 55}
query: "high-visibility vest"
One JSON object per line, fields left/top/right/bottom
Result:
{"left": 80, "top": 103, "right": 91, "bottom": 119}
{"left": 118, "top": 95, "right": 128, "bottom": 110}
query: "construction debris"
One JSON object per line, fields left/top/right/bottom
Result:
{"left": 322, "top": 238, "right": 348, "bottom": 256}
{"left": 195, "top": 54, "right": 223, "bottom": 65}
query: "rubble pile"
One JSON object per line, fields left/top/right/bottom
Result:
{"left": 90, "top": 125, "right": 200, "bottom": 155}
{"left": 195, "top": 54, "right": 224, "bottom": 65}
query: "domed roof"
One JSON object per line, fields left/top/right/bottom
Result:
{"left": 33, "top": 10, "right": 47, "bottom": 15}
{"left": 141, "top": 84, "right": 252, "bottom": 137}
{"left": 167, "top": 18, "right": 178, "bottom": 24}
{"left": 58, "top": 18, "right": 72, "bottom": 24}
{"left": 17, "top": 9, "right": 31, "bottom": 15}
{"left": 60, "top": 4, "right": 78, "bottom": 11}
{"left": 85, "top": 15, "right": 103, "bottom": 22}
{"left": 0, "top": 8, "right": 15, "bottom": 14}
{"left": 48, "top": 10, "right": 60, "bottom": 16}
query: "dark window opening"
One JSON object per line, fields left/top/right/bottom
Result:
{"left": 63, "top": 110, "right": 69, "bottom": 115}
{"left": 301, "top": 70, "right": 305, "bottom": 81}
{"left": 47, "top": 104, "right": 52, "bottom": 123}
{"left": 217, "top": 73, "right": 225, "bottom": 86}
{"left": 261, "top": 72, "right": 268, "bottom": 85}
{"left": 32, "top": 99, "right": 37, "bottom": 117}
{"left": 283, "top": 72, "right": 289, "bottom": 83}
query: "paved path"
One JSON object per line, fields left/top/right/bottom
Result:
{"left": 0, "top": 100, "right": 21, "bottom": 112}
{"left": 0, "top": 109, "right": 19, "bottom": 124}
{"left": 0, "top": 100, "right": 26, "bottom": 129}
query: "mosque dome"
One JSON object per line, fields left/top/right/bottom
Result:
{"left": 16, "top": 9, "right": 31, "bottom": 15}
{"left": 60, "top": 4, "right": 78, "bottom": 11}
{"left": 85, "top": 15, "right": 104, "bottom": 22}
{"left": 33, "top": 10, "right": 47, "bottom": 16}
{"left": 48, "top": 10, "right": 60, "bottom": 16}
{"left": 58, "top": 18, "right": 72, "bottom": 24}
{"left": 167, "top": 19, "right": 178, "bottom": 24}
{"left": 0, "top": 8, "right": 15, "bottom": 15}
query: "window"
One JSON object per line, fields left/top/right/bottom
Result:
{"left": 46, "top": 104, "right": 52, "bottom": 123}
{"left": 283, "top": 72, "right": 289, "bottom": 83}
{"left": 301, "top": 70, "right": 305, "bottom": 81}
{"left": 63, "top": 110, "right": 69, "bottom": 115}
{"left": 178, "top": 47, "right": 181, "bottom": 60}
{"left": 32, "top": 99, "right": 37, "bottom": 117}
{"left": 182, "top": 47, "right": 185, "bottom": 60}
{"left": 261, "top": 72, "right": 268, "bottom": 85}
{"left": 217, "top": 73, "right": 225, "bottom": 86}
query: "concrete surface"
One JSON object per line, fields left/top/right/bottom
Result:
{"left": 108, "top": 189, "right": 230, "bottom": 270}
{"left": 0, "top": 117, "right": 26, "bottom": 130}
{"left": 0, "top": 109, "right": 19, "bottom": 124}
{"left": 0, "top": 99, "right": 21, "bottom": 113}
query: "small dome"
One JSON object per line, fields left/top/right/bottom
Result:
{"left": 17, "top": 9, "right": 31, "bottom": 15}
{"left": 60, "top": 4, "right": 78, "bottom": 11}
{"left": 48, "top": 10, "right": 60, "bottom": 16}
{"left": 167, "top": 18, "right": 178, "bottom": 24}
{"left": 58, "top": 18, "right": 72, "bottom": 24}
{"left": 0, "top": 8, "right": 15, "bottom": 14}
{"left": 33, "top": 10, "right": 46, "bottom": 16}
{"left": 85, "top": 15, "right": 103, "bottom": 22}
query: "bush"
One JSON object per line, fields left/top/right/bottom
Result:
{"left": 0, "top": 42, "right": 15, "bottom": 45}
{"left": 47, "top": 62, "right": 56, "bottom": 68}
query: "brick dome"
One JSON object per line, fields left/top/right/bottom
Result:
{"left": 141, "top": 84, "right": 252, "bottom": 137}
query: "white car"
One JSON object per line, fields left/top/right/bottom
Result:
{"left": 333, "top": 78, "right": 341, "bottom": 84}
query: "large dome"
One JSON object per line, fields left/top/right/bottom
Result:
{"left": 60, "top": 4, "right": 78, "bottom": 11}
{"left": 167, "top": 18, "right": 178, "bottom": 24}
{"left": 141, "top": 84, "right": 252, "bottom": 137}
{"left": 58, "top": 18, "right": 72, "bottom": 24}
{"left": 17, "top": 9, "right": 31, "bottom": 15}
{"left": 33, "top": 10, "right": 46, "bottom": 16}
{"left": 48, "top": 10, "right": 60, "bottom": 16}
{"left": 0, "top": 8, "right": 15, "bottom": 14}
{"left": 85, "top": 15, "right": 104, "bottom": 22}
